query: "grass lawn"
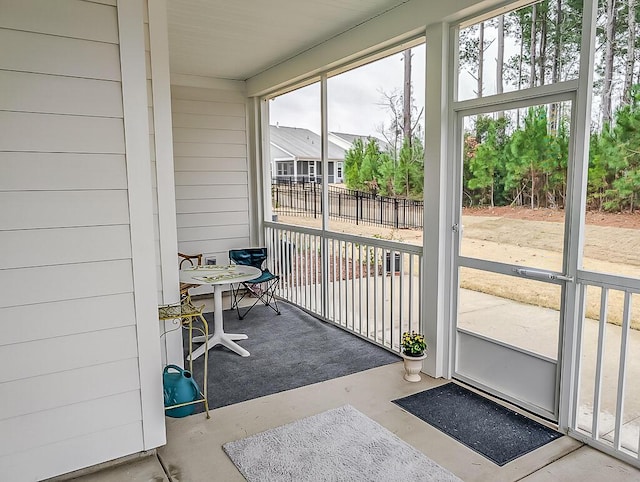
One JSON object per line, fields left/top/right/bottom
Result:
{"left": 277, "top": 208, "right": 640, "bottom": 328}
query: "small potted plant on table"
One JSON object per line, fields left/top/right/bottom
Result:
{"left": 401, "top": 331, "right": 427, "bottom": 382}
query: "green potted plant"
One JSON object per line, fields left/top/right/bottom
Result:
{"left": 401, "top": 331, "right": 427, "bottom": 382}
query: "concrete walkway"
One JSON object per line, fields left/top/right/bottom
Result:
{"left": 62, "top": 364, "right": 640, "bottom": 482}
{"left": 54, "top": 289, "right": 640, "bottom": 480}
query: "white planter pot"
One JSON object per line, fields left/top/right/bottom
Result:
{"left": 402, "top": 353, "right": 427, "bottom": 382}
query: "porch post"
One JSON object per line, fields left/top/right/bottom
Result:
{"left": 422, "top": 22, "right": 452, "bottom": 379}
{"left": 558, "top": 0, "right": 598, "bottom": 432}
{"left": 248, "top": 96, "right": 268, "bottom": 245}
{"left": 320, "top": 74, "right": 330, "bottom": 319}
{"left": 148, "top": 0, "right": 182, "bottom": 367}
{"left": 117, "top": 0, "right": 166, "bottom": 449}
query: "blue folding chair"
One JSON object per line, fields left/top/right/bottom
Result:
{"left": 229, "top": 248, "right": 281, "bottom": 320}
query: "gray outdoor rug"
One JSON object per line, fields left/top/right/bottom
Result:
{"left": 223, "top": 405, "right": 462, "bottom": 482}
{"left": 186, "top": 302, "right": 400, "bottom": 411}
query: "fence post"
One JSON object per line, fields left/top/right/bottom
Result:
{"left": 289, "top": 183, "right": 293, "bottom": 212}
{"left": 356, "top": 191, "right": 360, "bottom": 225}
{"left": 404, "top": 200, "right": 407, "bottom": 229}
{"left": 394, "top": 198, "right": 399, "bottom": 229}
{"left": 315, "top": 184, "right": 317, "bottom": 218}
{"left": 379, "top": 196, "right": 383, "bottom": 225}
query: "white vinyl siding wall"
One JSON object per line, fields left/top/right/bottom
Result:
{"left": 171, "top": 83, "right": 250, "bottom": 295}
{"left": 0, "top": 1, "right": 152, "bottom": 479}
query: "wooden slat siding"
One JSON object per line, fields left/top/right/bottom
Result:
{"left": 178, "top": 238, "right": 251, "bottom": 258}
{"left": 0, "top": 71, "right": 123, "bottom": 117}
{"left": 0, "top": 293, "right": 135, "bottom": 346}
{"left": 174, "top": 156, "right": 249, "bottom": 171}
{"left": 173, "top": 142, "right": 247, "bottom": 158}
{"left": 175, "top": 171, "right": 247, "bottom": 185}
{"left": 87, "top": 0, "right": 118, "bottom": 6}
{"left": 175, "top": 184, "right": 249, "bottom": 199}
{"left": 1, "top": 422, "right": 143, "bottom": 482}
{"left": 171, "top": 84, "right": 250, "bottom": 279}
{"left": 0, "top": 390, "right": 141, "bottom": 457}
{"left": 0, "top": 191, "right": 130, "bottom": 230}
{"left": 172, "top": 111, "right": 246, "bottom": 130}
{"left": 171, "top": 85, "right": 246, "bottom": 103}
{"left": 1, "top": 260, "right": 134, "bottom": 308}
{"left": 0, "top": 29, "right": 121, "bottom": 80}
{"left": 178, "top": 225, "right": 250, "bottom": 242}
{"left": 3, "top": 358, "right": 139, "bottom": 420}
{"left": 0, "top": 2, "right": 148, "bottom": 477}
{"left": 0, "top": 0, "right": 119, "bottom": 43}
{"left": 0, "top": 225, "right": 132, "bottom": 269}
{"left": 173, "top": 127, "right": 247, "bottom": 144}
{"left": 171, "top": 99, "right": 246, "bottom": 116}
{"left": 0, "top": 326, "right": 138, "bottom": 384}
{"left": 177, "top": 211, "right": 250, "bottom": 228}
{"left": 0, "top": 112, "right": 125, "bottom": 153}
{"left": 176, "top": 198, "right": 249, "bottom": 214}
{"left": 0, "top": 153, "right": 127, "bottom": 191}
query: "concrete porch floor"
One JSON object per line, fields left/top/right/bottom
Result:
{"left": 65, "top": 363, "right": 639, "bottom": 482}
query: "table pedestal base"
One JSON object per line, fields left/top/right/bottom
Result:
{"left": 190, "top": 332, "right": 249, "bottom": 359}
{"left": 187, "top": 283, "right": 250, "bottom": 360}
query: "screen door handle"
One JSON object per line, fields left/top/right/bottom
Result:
{"left": 513, "top": 268, "right": 574, "bottom": 282}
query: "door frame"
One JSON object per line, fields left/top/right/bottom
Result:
{"left": 449, "top": 87, "right": 579, "bottom": 421}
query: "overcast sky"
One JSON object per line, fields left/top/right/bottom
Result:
{"left": 269, "top": 43, "right": 426, "bottom": 138}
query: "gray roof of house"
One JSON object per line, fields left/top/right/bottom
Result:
{"left": 271, "top": 144, "right": 291, "bottom": 159}
{"left": 330, "top": 132, "right": 391, "bottom": 152}
{"left": 270, "top": 125, "right": 345, "bottom": 160}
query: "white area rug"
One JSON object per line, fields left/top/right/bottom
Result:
{"left": 223, "top": 405, "right": 462, "bottom": 482}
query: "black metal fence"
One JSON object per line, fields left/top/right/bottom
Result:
{"left": 271, "top": 180, "right": 424, "bottom": 229}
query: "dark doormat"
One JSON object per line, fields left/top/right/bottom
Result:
{"left": 392, "top": 383, "right": 563, "bottom": 466}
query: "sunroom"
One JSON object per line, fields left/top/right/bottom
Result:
{"left": 1, "top": 0, "right": 640, "bottom": 480}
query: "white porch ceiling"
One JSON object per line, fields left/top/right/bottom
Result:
{"left": 166, "top": 0, "right": 410, "bottom": 81}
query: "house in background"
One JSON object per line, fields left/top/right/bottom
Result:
{"left": 329, "top": 131, "right": 391, "bottom": 155}
{"left": 270, "top": 125, "right": 345, "bottom": 183}
{"left": 269, "top": 127, "right": 393, "bottom": 185}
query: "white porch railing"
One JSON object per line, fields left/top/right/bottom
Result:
{"left": 264, "top": 221, "right": 423, "bottom": 354}
{"left": 571, "top": 270, "right": 640, "bottom": 468}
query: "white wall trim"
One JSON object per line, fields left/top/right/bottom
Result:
{"left": 171, "top": 72, "right": 246, "bottom": 92}
{"left": 422, "top": 22, "right": 451, "bottom": 379}
{"left": 247, "top": 97, "right": 262, "bottom": 245}
{"left": 148, "top": 0, "right": 182, "bottom": 366}
{"left": 117, "top": 0, "right": 166, "bottom": 450}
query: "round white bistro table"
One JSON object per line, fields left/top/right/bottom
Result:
{"left": 179, "top": 265, "right": 261, "bottom": 359}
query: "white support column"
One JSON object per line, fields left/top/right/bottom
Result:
{"left": 422, "top": 22, "right": 452, "bottom": 379}
{"left": 559, "top": 0, "right": 598, "bottom": 432}
{"left": 117, "top": 0, "right": 166, "bottom": 450}
{"left": 248, "top": 96, "right": 266, "bottom": 245}
{"left": 148, "top": 0, "right": 182, "bottom": 367}
{"left": 320, "top": 74, "right": 330, "bottom": 319}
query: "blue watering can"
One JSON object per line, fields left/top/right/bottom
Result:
{"left": 163, "top": 365, "right": 201, "bottom": 418}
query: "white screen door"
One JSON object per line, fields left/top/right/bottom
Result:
{"left": 452, "top": 94, "right": 576, "bottom": 421}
